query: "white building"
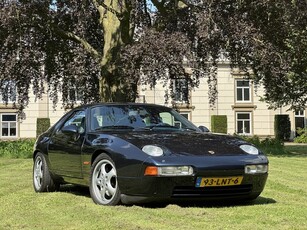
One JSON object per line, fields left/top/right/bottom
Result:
{"left": 0, "top": 63, "right": 306, "bottom": 139}
{"left": 137, "top": 63, "right": 306, "bottom": 138}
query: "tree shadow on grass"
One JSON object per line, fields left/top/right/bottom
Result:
{"left": 139, "top": 196, "right": 277, "bottom": 209}
{"left": 196, "top": 196, "right": 277, "bottom": 208}
{"left": 56, "top": 185, "right": 277, "bottom": 209}
{"left": 58, "top": 184, "right": 91, "bottom": 198}
{"left": 248, "top": 196, "right": 277, "bottom": 205}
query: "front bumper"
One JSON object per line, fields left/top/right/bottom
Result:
{"left": 118, "top": 154, "right": 269, "bottom": 204}
{"left": 118, "top": 172, "right": 268, "bottom": 204}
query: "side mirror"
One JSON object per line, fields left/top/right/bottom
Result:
{"left": 62, "top": 124, "right": 78, "bottom": 134}
{"left": 198, "top": 125, "right": 210, "bottom": 133}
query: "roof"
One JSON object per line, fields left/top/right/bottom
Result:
{"left": 72, "top": 102, "right": 170, "bottom": 110}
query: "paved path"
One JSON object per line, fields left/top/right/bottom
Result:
{"left": 284, "top": 142, "right": 307, "bottom": 146}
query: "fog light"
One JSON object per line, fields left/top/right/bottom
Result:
{"left": 159, "top": 166, "right": 193, "bottom": 176}
{"left": 144, "top": 166, "right": 193, "bottom": 176}
{"left": 245, "top": 165, "right": 268, "bottom": 174}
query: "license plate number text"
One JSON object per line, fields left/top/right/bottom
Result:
{"left": 195, "top": 176, "right": 243, "bottom": 187}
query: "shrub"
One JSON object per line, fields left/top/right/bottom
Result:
{"left": 0, "top": 139, "right": 35, "bottom": 158}
{"left": 294, "top": 128, "right": 307, "bottom": 143}
{"left": 240, "top": 135, "right": 262, "bottom": 147}
{"left": 36, "top": 118, "right": 50, "bottom": 137}
{"left": 211, "top": 115, "right": 227, "bottom": 134}
{"left": 238, "top": 135, "right": 286, "bottom": 155}
{"left": 274, "top": 115, "right": 291, "bottom": 141}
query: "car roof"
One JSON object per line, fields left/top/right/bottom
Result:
{"left": 72, "top": 102, "right": 170, "bottom": 110}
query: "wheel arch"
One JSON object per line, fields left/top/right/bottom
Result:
{"left": 32, "top": 151, "right": 59, "bottom": 192}
{"left": 33, "top": 150, "right": 53, "bottom": 172}
{"left": 89, "top": 150, "right": 121, "bottom": 205}
{"left": 91, "top": 149, "right": 113, "bottom": 166}
{"left": 33, "top": 150, "right": 39, "bottom": 161}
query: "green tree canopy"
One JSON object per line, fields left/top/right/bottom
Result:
{"left": 0, "top": 0, "right": 306, "bottom": 113}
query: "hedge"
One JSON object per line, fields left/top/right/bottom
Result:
{"left": 36, "top": 118, "right": 50, "bottom": 137}
{"left": 0, "top": 139, "right": 35, "bottom": 158}
{"left": 211, "top": 115, "right": 227, "bottom": 134}
{"left": 274, "top": 115, "right": 291, "bottom": 141}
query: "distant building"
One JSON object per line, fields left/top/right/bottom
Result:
{"left": 137, "top": 63, "right": 306, "bottom": 139}
{"left": 0, "top": 89, "right": 67, "bottom": 139}
{"left": 0, "top": 64, "right": 306, "bottom": 139}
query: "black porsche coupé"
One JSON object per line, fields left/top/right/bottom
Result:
{"left": 33, "top": 103, "right": 268, "bottom": 205}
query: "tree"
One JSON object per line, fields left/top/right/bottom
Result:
{"left": 0, "top": 0, "right": 306, "bottom": 113}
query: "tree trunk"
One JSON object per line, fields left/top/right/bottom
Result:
{"left": 99, "top": 0, "right": 134, "bottom": 102}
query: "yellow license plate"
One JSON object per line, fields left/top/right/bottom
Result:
{"left": 195, "top": 176, "right": 243, "bottom": 187}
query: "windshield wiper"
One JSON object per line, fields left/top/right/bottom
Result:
{"left": 181, "top": 127, "right": 198, "bottom": 131}
{"left": 145, "top": 124, "right": 179, "bottom": 130}
{"left": 140, "top": 125, "right": 197, "bottom": 132}
{"left": 94, "top": 125, "right": 135, "bottom": 131}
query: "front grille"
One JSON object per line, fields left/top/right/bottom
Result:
{"left": 172, "top": 185, "right": 253, "bottom": 198}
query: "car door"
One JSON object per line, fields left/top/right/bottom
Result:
{"left": 48, "top": 110, "right": 86, "bottom": 178}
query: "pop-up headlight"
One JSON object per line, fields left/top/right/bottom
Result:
{"left": 142, "top": 145, "right": 164, "bottom": 157}
{"left": 240, "top": 144, "right": 259, "bottom": 155}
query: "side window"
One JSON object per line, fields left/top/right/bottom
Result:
{"left": 159, "top": 112, "right": 173, "bottom": 125}
{"left": 61, "top": 110, "right": 86, "bottom": 134}
{"left": 159, "top": 112, "right": 186, "bottom": 129}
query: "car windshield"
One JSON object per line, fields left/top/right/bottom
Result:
{"left": 90, "top": 105, "right": 199, "bottom": 132}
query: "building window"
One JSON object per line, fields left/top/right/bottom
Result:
{"left": 68, "top": 87, "right": 83, "bottom": 102}
{"left": 179, "top": 112, "right": 190, "bottom": 120}
{"left": 294, "top": 110, "right": 306, "bottom": 135}
{"left": 0, "top": 80, "right": 17, "bottom": 103}
{"left": 76, "top": 92, "right": 83, "bottom": 102}
{"left": 236, "top": 112, "right": 252, "bottom": 135}
{"left": 236, "top": 80, "right": 251, "bottom": 103}
{"left": 295, "top": 110, "right": 305, "bottom": 117}
{"left": 1, "top": 114, "right": 17, "bottom": 137}
{"left": 172, "top": 78, "right": 189, "bottom": 103}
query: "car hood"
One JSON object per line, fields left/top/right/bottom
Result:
{"left": 111, "top": 131, "right": 251, "bottom": 156}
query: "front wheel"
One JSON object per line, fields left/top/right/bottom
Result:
{"left": 89, "top": 154, "right": 121, "bottom": 205}
{"left": 33, "top": 152, "right": 58, "bottom": 192}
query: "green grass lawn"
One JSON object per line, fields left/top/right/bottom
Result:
{"left": 0, "top": 147, "right": 307, "bottom": 230}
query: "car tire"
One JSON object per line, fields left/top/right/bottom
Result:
{"left": 33, "top": 152, "right": 58, "bottom": 192}
{"left": 89, "top": 153, "right": 121, "bottom": 205}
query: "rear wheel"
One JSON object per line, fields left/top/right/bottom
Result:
{"left": 89, "top": 154, "right": 121, "bottom": 205}
{"left": 33, "top": 152, "right": 58, "bottom": 192}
